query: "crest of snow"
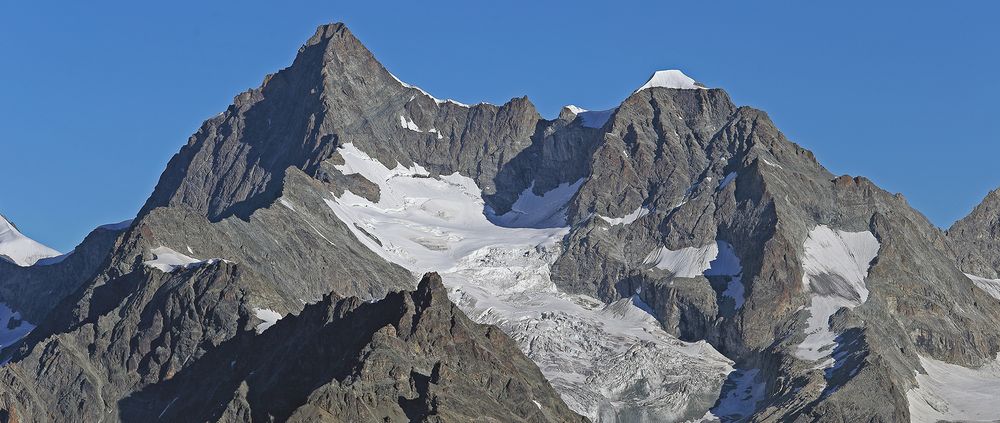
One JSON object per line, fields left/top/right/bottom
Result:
{"left": 598, "top": 206, "right": 650, "bottom": 226}
{"left": 0, "top": 302, "right": 35, "bottom": 350}
{"left": 143, "top": 246, "right": 226, "bottom": 273}
{"left": 718, "top": 172, "right": 737, "bottom": 190}
{"left": 644, "top": 241, "right": 745, "bottom": 309}
{"left": 98, "top": 219, "right": 133, "bottom": 231}
{"left": 487, "top": 180, "right": 583, "bottom": 228}
{"left": 907, "top": 354, "right": 1000, "bottom": 423}
{"left": 794, "top": 226, "right": 879, "bottom": 368}
{"left": 0, "top": 215, "right": 61, "bottom": 267}
{"left": 325, "top": 143, "right": 732, "bottom": 421}
{"left": 388, "top": 71, "right": 471, "bottom": 107}
{"left": 578, "top": 108, "right": 616, "bottom": 128}
{"left": 564, "top": 105, "right": 587, "bottom": 115}
{"left": 965, "top": 273, "right": 1000, "bottom": 300}
{"left": 634, "top": 70, "right": 704, "bottom": 93}
{"left": 253, "top": 308, "right": 282, "bottom": 333}
{"left": 708, "top": 368, "right": 766, "bottom": 421}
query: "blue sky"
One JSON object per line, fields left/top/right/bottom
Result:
{"left": 2, "top": 1, "right": 998, "bottom": 252}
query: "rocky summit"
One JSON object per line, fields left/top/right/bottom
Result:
{"left": 2, "top": 22, "right": 1000, "bottom": 423}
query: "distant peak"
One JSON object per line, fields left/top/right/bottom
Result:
{"left": 634, "top": 70, "right": 705, "bottom": 93}
{"left": 0, "top": 213, "right": 60, "bottom": 266}
{"left": 564, "top": 105, "right": 587, "bottom": 115}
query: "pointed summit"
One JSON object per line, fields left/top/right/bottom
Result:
{"left": 634, "top": 69, "right": 705, "bottom": 93}
{"left": 0, "top": 214, "right": 60, "bottom": 266}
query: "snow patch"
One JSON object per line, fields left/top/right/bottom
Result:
{"left": 718, "top": 172, "right": 737, "bottom": 190}
{"left": 426, "top": 128, "right": 444, "bottom": 139}
{"left": 564, "top": 105, "right": 587, "bottom": 115}
{"left": 644, "top": 241, "right": 745, "bottom": 309}
{"left": 399, "top": 115, "right": 421, "bottom": 131}
{"left": 598, "top": 206, "right": 650, "bottom": 226}
{"left": 279, "top": 198, "right": 296, "bottom": 212}
{"left": 794, "top": 226, "right": 879, "bottom": 368}
{"left": 578, "top": 108, "right": 616, "bottom": 129}
{"left": 143, "top": 246, "right": 226, "bottom": 273}
{"left": 388, "top": 71, "right": 472, "bottom": 107}
{"left": 634, "top": 70, "right": 704, "bottom": 93}
{"left": 709, "top": 368, "right": 766, "bottom": 421}
{"left": 907, "top": 354, "right": 1000, "bottom": 423}
{"left": 760, "top": 157, "right": 784, "bottom": 169}
{"left": 253, "top": 308, "right": 282, "bottom": 333}
{"left": 0, "top": 215, "right": 60, "bottom": 266}
{"left": 0, "top": 302, "right": 34, "bottom": 350}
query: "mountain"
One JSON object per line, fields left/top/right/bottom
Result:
{"left": 2, "top": 22, "right": 1000, "bottom": 422}
{"left": 0, "top": 215, "right": 60, "bottom": 267}
{"left": 119, "top": 273, "right": 586, "bottom": 422}
{"left": 948, "top": 188, "right": 1000, "bottom": 279}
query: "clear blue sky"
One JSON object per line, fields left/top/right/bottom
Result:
{"left": 2, "top": 1, "right": 997, "bottom": 252}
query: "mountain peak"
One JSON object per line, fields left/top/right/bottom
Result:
{"left": 302, "top": 22, "right": 351, "bottom": 48}
{"left": 634, "top": 69, "right": 705, "bottom": 93}
{"left": 0, "top": 214, "right": 60, "bottom": 266}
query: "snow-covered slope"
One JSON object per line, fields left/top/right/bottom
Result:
{"left": 795, "top": 226, "right": 880, "bottom": 368}
{"left": 323, "top": 143, "right": 733, "bottom": 421}
{"left": 0, "top": 214, "right": 60, "bottom": 266}
{"left": 907, "top": 354, "right": 1000, "bottom": 422}
{"left": 0, "top": 302, "right": 35, "bottom": 351}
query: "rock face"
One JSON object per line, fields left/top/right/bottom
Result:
{"left": 948, "top": 188, "right": 1000, "bottom": 279}
{"left": 118, "top": 273, "right": 585, "bottom": 422}
{"left": 3, "top": 20, "right": 1000, "bottom": 423}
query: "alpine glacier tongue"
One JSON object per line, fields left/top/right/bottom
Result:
{"left": 0, "top": 214, "right": 60, "bottom": 266}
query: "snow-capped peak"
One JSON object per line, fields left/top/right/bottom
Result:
{"left": 0, "top": 214, "right": 60, "bottom": 266}
{"left": 634, "top": 69, "right": 705, "bottom": 93}
{"left": 564, "top": 105, "right": 587, "bottom": 115}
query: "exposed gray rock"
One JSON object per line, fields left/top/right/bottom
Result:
{"left": 118, "top": 273, "right": 586, "bottom": 423}
{"left": 947, "top": 188, "right": 1000, "bottom": 279}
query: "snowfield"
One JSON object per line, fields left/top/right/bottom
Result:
{"left": 324, "top": 143, "right": 734, "bottom": 421}
{"left": 907, "top": 354, "right": 1000, "bottom": 423}
{"left": 795, "top": 226, "right": 880, "bottom": 369}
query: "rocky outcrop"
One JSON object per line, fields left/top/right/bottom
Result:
{"left": 947, "top": 188, "right": 1000, "bottom": 279}
{"left": 118, "top": 273, "right": 586, "bottom": 422}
